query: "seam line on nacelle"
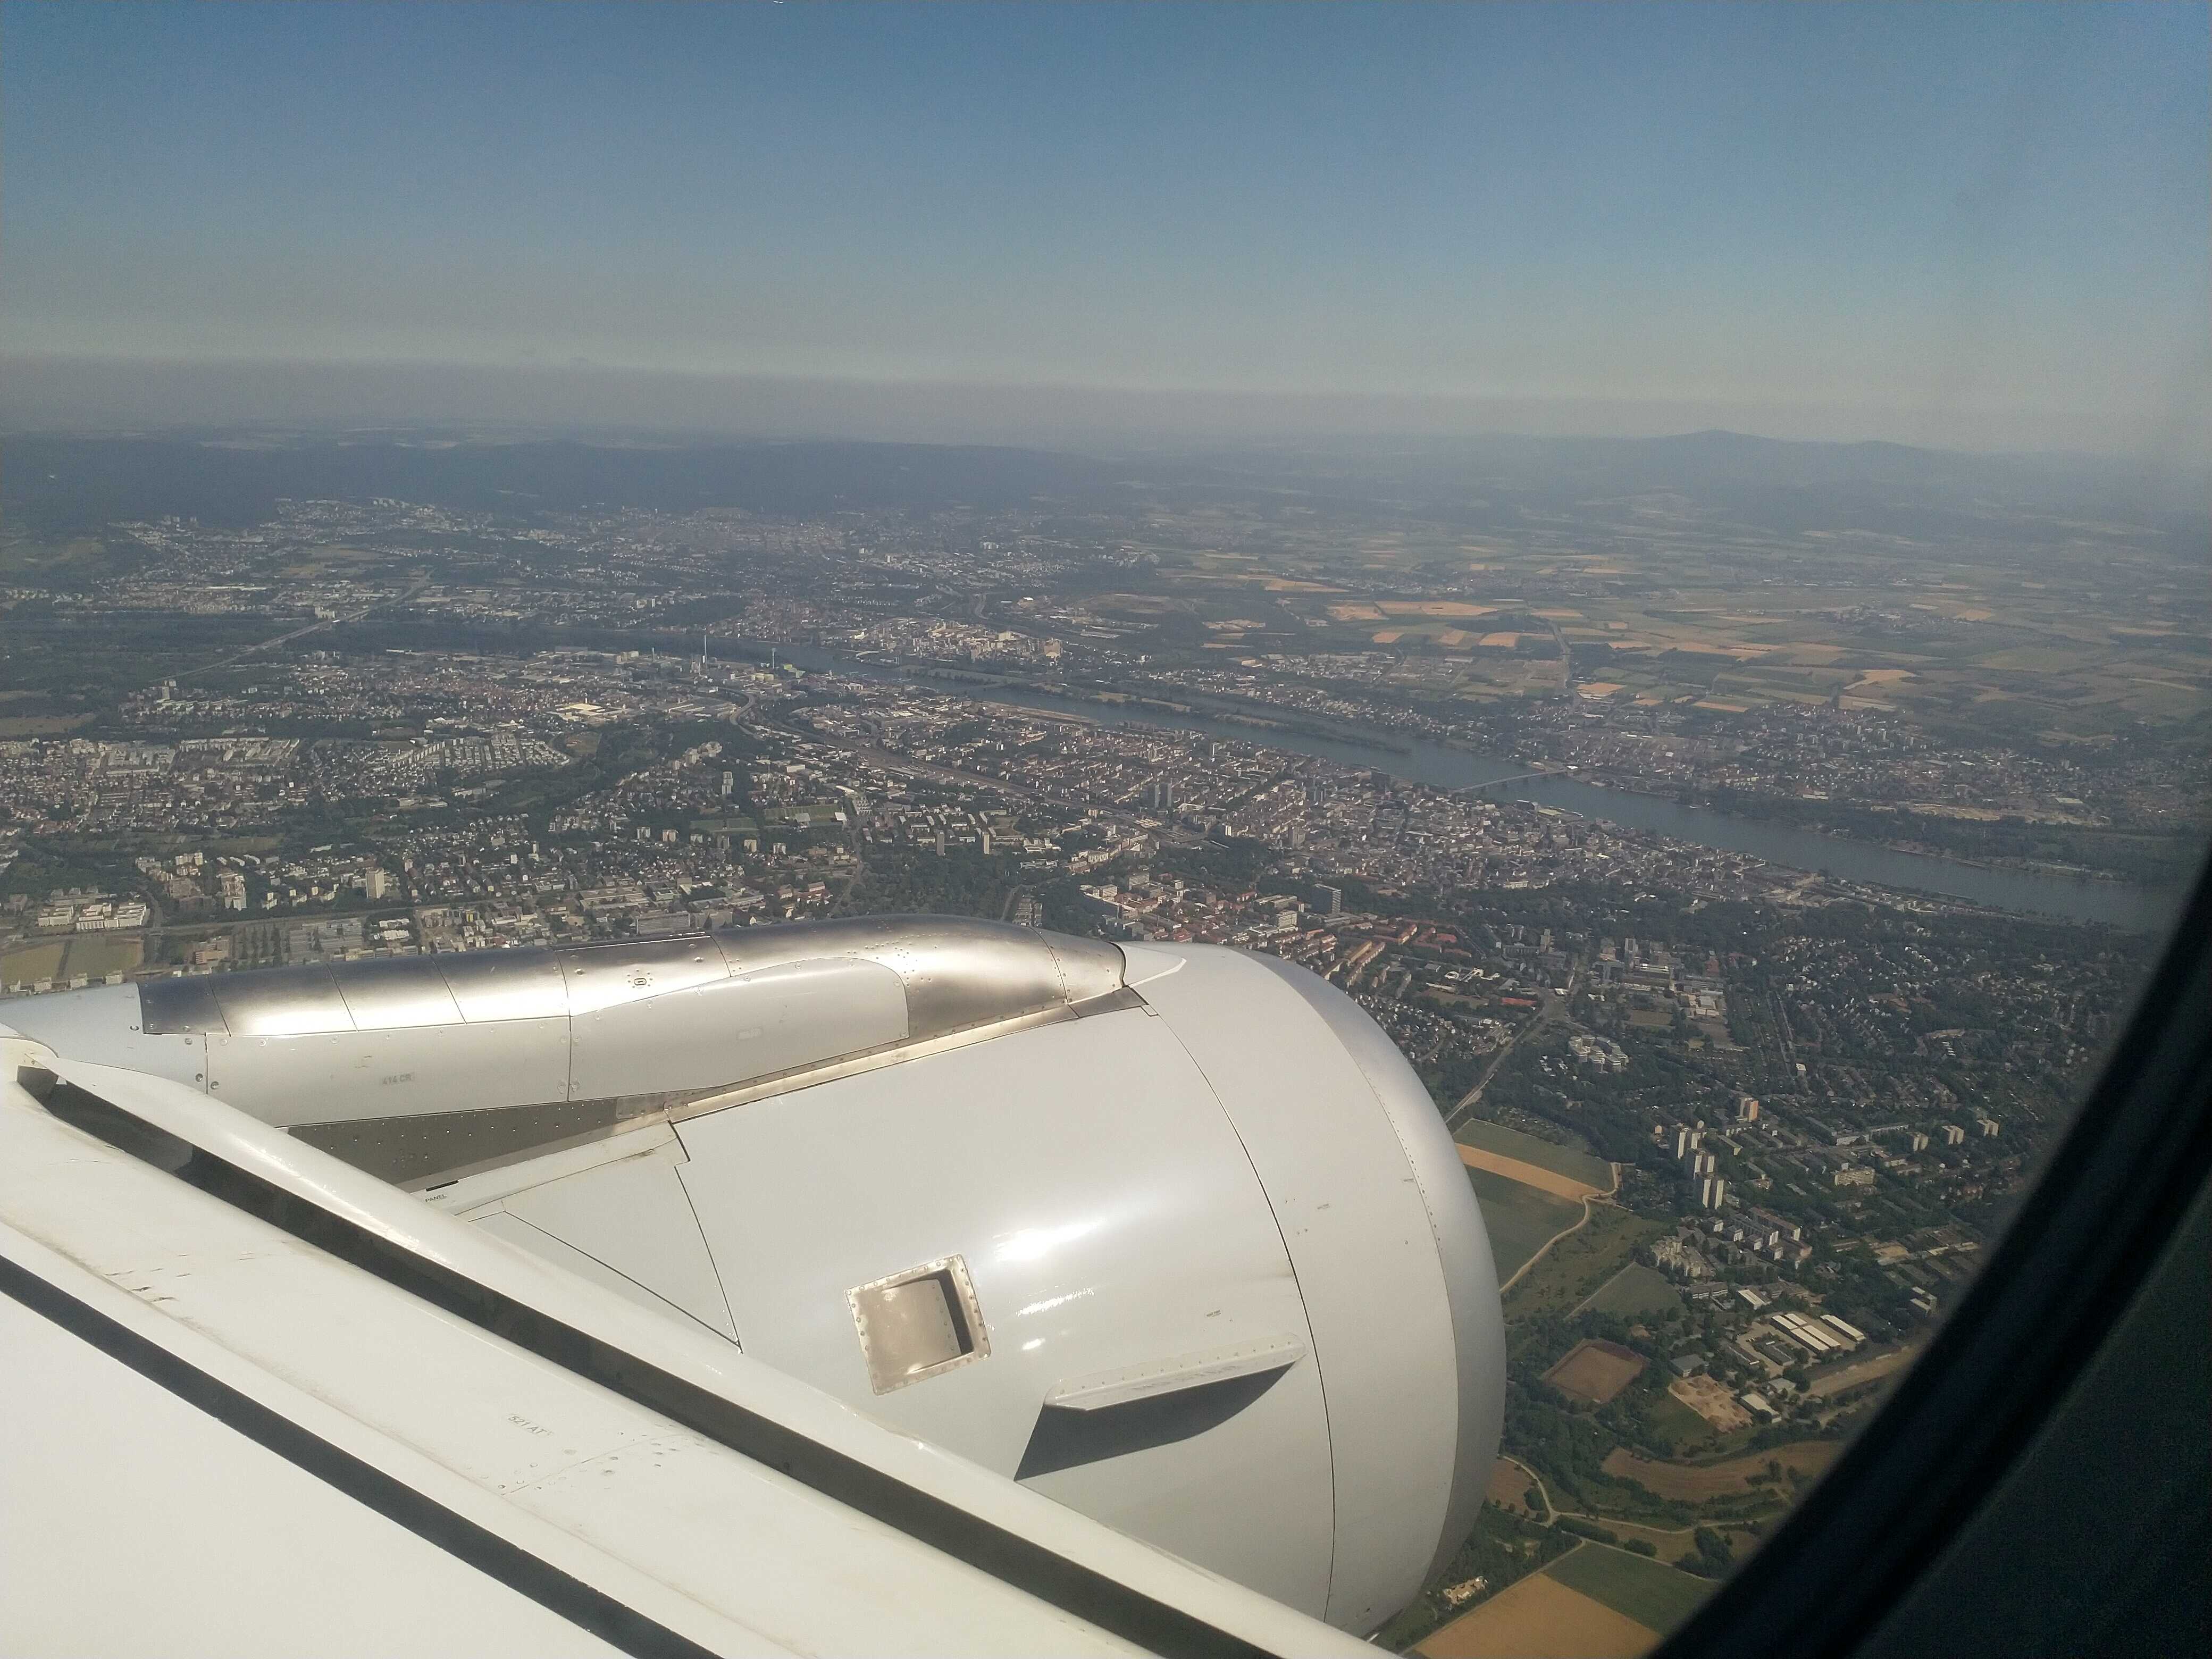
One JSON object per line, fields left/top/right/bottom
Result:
{"left": 671, "top": 1147, "right": 744, "bottom": 1350}
{"left": 1138, "top": 985, "right": 1343, "bottom": 1626}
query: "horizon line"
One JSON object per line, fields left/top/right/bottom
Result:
{"left": 1, "top": 349, "right": 2197, "bottom": 466}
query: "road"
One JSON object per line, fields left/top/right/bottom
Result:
{"left": 1497, "top": 1452, "right": 1766, "bottom": 1558}
{"left": 1499, "top": 1455, "right": 1557, "bottom": 1523}
{"left": 1445, "top": 961, "right": 1581, "bottom": 1133}
{"left": 1806, "top": 1343, "right": 1921, "bottom": 1404}
{"left": 1543, "top": 614, "right": 1573, "bottom": 693}
{"left": 1496, "top": 1194, "right": 1597, "bottom": 1295}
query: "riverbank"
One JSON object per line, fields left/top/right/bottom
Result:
{"left": 781, "top": 644, "right": 2176, "bottom": 929}
{"left": 314, "top": 616, "right": 2179, "bottom": 928}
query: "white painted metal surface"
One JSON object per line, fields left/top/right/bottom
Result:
{"left": 1132, "top": 945, "right": 1499, "bottom": 1632}
{"left": 0, "top": 1292, "right": 632, "bottom": 1659}
{"left": 2, "top": 918, "right": 1132, "bottom": 1137}
{"left": 469, "top": 1209, "right": 725, "bottom": 1335}
{"left": 207, "top": 1017, "right": 574, "bottom": 1128}
{"left": 0, "top": 980, "right": 207, "bottom": 1090}
{"left": 568, "top": 955, "right": 907, "bottom": 1102}
{"left": 1046, "top": 1336, "right": 1311, "bottom": 1411}
{"left": 1245, "top": 951, "right": 1507, "bottom": 1583}
{"left": 0, "top": 917, "right": 1505, "bottom": 1639}
{"left": 462, "top": 1128, "right": 738, "bottom": 1339}
{"left": 0, "top": 1043, "right": 1375, "bottom": 1658}
{"left": 671, "top": 1005, "right": 1339, "bottom": 1616}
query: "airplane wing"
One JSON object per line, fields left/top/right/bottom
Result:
{"left": 1, "top": 918, "right": 1503, "bottom": 1654}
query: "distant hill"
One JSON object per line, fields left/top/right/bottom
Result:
{"left": 0, "top": 435, "right": 1138, "bottom": 534}
{"left": 3, "top": 426, "right": 2198, "bottom": 538}
{"left": 1200, "top": 426, "right": 2198, "bottom": 504}
{"left": 1177, "top": 428, "right": 2209, "bottom": 538}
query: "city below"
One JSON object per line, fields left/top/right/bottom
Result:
{"left": 2, "top": 428, "right": 2200, "bottom": 1648}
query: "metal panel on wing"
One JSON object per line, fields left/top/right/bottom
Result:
{"left": 567, "top": 955, "right": 909, "bottom": 1103}
{"left": 208, "top": 966, "right": 351, "bottom": 1037}
{"left": 493, "top": 1139, "right": 738, "bottom": 1339}
{"left": 672, "top": 1004, "right": 1336, "bottom": 1618}
{"left": 331, "top": 957, "right": 464, "bottom": 1030}
{"left": 437, "top": 947, "right": 569, "bottom": 1024}
{"left": 207, "top": 1017, "right": 572, "bottom": 1128}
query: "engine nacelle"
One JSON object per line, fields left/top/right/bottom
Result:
{"left": 4, "top": 918, "right": 1504, "bottom": 1631}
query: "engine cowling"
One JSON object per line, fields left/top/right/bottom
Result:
{"left": 2, "top": 918, "right": 1504, "bottom": 1631}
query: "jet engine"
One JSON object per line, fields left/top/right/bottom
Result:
{"left": 3, "top": 917, "right": 1504, "bottom": 1631}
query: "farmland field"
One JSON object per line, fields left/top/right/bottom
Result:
{"left": 1417, "top": 1565, "right": 1655, "bottom": 1658}
{"left": 62, "top": 935, "right": 144, "bottom": 978}
{"left": 1455, "top": 1118, "right": 1614, "bottom": 1192}
{"left": 0, "top": 941, "right": 68, "bottom": 989}
{"left": 1544, "top": 1541, "right": 1713, "bottom": 1634}
{"left": 1459, "top": 1143, "right": 1604, "bottom": 1202}
{"left": 1465, "top": 1166, "right": 1585, "bottom": 1283}
{"left": 1570, "top": 1514, "right": 1759, "bottom": 1568}
{"left": 1602, "top": 1440, "right": 1841, "bottom": 1502}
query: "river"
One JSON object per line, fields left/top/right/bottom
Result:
{"left": 753, "top": 644, "right": 2186, "bottom": 931}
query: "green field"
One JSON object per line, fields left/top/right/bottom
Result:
{"left": 1505, "top": 1204, "right": 1666, "bottom": 1321}
{"left": 1465, "top": 1166, "right": 1585, "bottom": 1281}
{"left": 0, "top": 941, "right": 68, "bottom": 989}
{"left": 62, "top": 935, "right": 144, "bottom": 979}
{"left": 1, "top": 934, "right": 146, "bottom": 990}
{"left": 1578, "top": 1262, "right": 1683, "bottom": 1318}
{"left": 1647, "top": 1391, "right": 1720, "bottom": 1449}
{"left": 0, "top": 537, "right": 110, "bottom": 579}
{"left": 1455, "top": 1116, "right": 1614, "bottom": 1190}
{"left": 1545, "top": 1541, "right": 1713, "bottom": 1633}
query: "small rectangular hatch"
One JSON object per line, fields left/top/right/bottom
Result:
{"left": 849, "top": 1256, "right": 988, "bottom": 1394}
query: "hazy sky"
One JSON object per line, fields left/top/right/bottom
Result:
{"left": 4, "top": 1, "right": 2206, "bottom": 450}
